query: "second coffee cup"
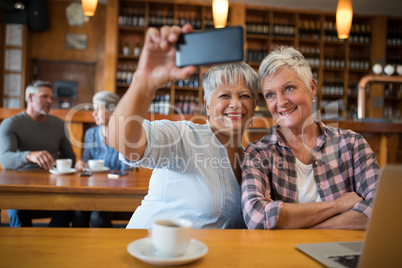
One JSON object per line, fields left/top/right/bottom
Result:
{"left": 87, "top": 159, "right": 104, "bottom": 170}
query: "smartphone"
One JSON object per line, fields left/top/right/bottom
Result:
{"left": 79, "top": 172, "right": 92, "bottom": 177}
{"left": 176, "top": 26, "right": 244, "bottom": 67}
{"left": 107, "top": 171, "right": 128, "bottom": 179}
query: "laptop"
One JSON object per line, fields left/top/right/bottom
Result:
{"left": 296, "top": 165, "right": 402, "bottom": 268}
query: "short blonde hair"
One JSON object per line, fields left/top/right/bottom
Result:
{"left": 259, "top": 46, "right": 313, "bottom": 91}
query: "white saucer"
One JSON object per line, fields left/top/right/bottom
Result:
{"left": 84, "top": 167, "right": 110, "bottom": 173}
{"left": 49, "top": 168, "right": 77, "bottom": 175}
{"left": 127, "top": 237, "right": 208, "bottom": 266}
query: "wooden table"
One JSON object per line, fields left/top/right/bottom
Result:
{"left": 0, "top": 228, "right": 364, "bottom": 267}
{"left": 0, "top": 169, "right": 151, "bottom": 222}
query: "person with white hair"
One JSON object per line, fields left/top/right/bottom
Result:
{"left": 0, "top": 80, "right": 75, "bottom": 227}
{"left": 241, "top": 46, "right": 380, "bottom": 230}
{"left": 108, "top": 24, "right": 259, "bottom": 229}
{"left": 73, "top": 91, "right": 131, "bottom": 228}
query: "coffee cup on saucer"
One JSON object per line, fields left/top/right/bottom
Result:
{"left": 87, "top": 159, "right": 104, "bottom": 171}
{"left": 56, "top": 159, "right": 72, "bottom": 172}
{"left": 151, "top": 219, "right": 193, "bottom": 258}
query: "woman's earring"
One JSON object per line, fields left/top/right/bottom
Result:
{"left": 250, "top": 117, "right": 254, "bottom": 127}
{"left": 312, "top": 99, "right": 315, "bottom": 103}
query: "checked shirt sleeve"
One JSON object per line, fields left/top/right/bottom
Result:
{"left": 241, "top": 145, "right": 284, "bottom": 229}
{"left": 350, "top": 133, "right": 380, "bottom": 218}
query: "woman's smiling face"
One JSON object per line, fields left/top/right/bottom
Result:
{"left": 205, "top": 78, "right": 255, "bottom": 141}
{"left": 262, "top": 67, "right": 316, "bottom": 131}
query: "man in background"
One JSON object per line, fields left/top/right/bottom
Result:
{"left": 0, "top": 80, "right": 75, "bottom": 227}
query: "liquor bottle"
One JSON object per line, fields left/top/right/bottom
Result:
{"left": 183, "top": 95, "right": 190, "bottom": 114}
{"left": 138, "top": 9, "right": 145, "bottom": 28}
{"left": 133, "top": 38, "right": 141, "bottom": 57}
{"left": 123, "top": 39, "right": 130, "bottom": 56}
{"left": 132, "top": 8, "right": 138, "bottom": 27}
{"left": 127, "top": 8, "right": 132, "bottom": 27}
{"left": 164, "top": 94, "right": 170, "bottom": 115}
{"left": 118, "top": 10, "right": 124, "bottom": 26}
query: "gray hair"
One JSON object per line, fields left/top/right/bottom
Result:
{"left": 25, "top": 80, "right": 53, "bottom": 102}
{"left": 202, "top": 62, "right": 259, "bottom": 107}
{"left": 93, "top": 91, "right": 120, "bottom": 112}
{"left": 259, "top": 46, "right": 313, "bottom": 91}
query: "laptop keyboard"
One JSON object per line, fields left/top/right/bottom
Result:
{"left": 328, "top": 254, "right": 360, "bottom": 268}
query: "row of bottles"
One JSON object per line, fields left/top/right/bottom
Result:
{"left": 118, "top": 9, "right": 212, "bottom": 30}
{"left": 323, "top": 50, "right": 345, "bottom": 68}
{"left": 323, "top": 21, "right": 344, "bottom": 42}
{"left": 174, "top": 95, "right": 201, "bottom": 115}
{"left": 175, "top": 72, "right": 200, "bottom": 88}
{"left": 387, "top": 28, "right": 402, "bottom": 46}
{"left": 246, "top": 49, "right": 268, "bottom": 63}
{"left": 299, "top": 20, "right": 321, "bottom": 40}
{"left": 175, "top": 12, "right": 203, "bottom": 29}
{"left": 386, "top": 53, "right": 402, "bottom": 66}
{"left": 272, "top": 18, "right": 295, "bottom": 37}
{"left": 299, "top": 46, "right": 320, "bottom": 68}
{"left": 347, "top": 82, "right": 359, "bottom": 96}
{"left": 116, "top": 63, "right": 136, "bottom": 84}
{"left": 118, "top": 8, "right": 145, "bottom": 28}
{"left": 149, "top": 10, "right": 174, "bottom": 27}
{"left": 322, "top": 76, "right": 344, "bottom": 96}
{"left": 349, "top": 50, "right": 370, "bottom": 70}
{"left": 122, "top": 38, "right": 142, "bottom": 56}
{"left": 149, "top": 94, "right": 171, "bottom": 115}
{"left": 147, "top": 94, "right": 201, "bottom": 115}
{"left": 384, "top": 83, "right": 402, "bottom": 98}
{"left": 384, "top": 83, "right": 402, "bottom": 120}
{"left": 246, "top": 17, "right": 269, "bottom": 35}
{"left": 349, "top": 23, "right": 371, "bottom": 44}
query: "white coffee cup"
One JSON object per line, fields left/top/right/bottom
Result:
{"left": 56, "top": 159, "right": 72, "bottom": 172}
{"left": 87, "top": 159, "right": 104, "bottom": 170}
{"left": 151, "top": 218, "right": 192, "bottom": 258}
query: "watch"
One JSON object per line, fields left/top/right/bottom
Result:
{"left": 65, "top": 2, "right": 89, "bottom": 27}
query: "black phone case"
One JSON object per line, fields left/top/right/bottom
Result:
{"left": 175, "top": 26, "right": 244, "bottom": 67}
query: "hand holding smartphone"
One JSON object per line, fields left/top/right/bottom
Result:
{"left": 176, "top": 26, "right": 244, "bottom": 67}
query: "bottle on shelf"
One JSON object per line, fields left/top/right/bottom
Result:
{"left": 133, "top": 38, "right": 141, "bottom": 57}
{"left": 123, "top": 38, "right": 130, "bottom": 56}
{"left": 138, "top": 9, "right": 145, "bottom": 28}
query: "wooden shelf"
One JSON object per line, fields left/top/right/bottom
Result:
{"left": 109, "top": 1, "right": 401, "bottom": 119}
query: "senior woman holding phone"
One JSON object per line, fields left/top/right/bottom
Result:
{"left": 241, "top": 47, "right": 380, "bottom": 230}
{"left": 108, "top": 24, "right": 259, "bottom": 229}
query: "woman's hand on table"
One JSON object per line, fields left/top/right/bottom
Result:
{"left": 75, "top": 160, "right": 88, "bottom": 172}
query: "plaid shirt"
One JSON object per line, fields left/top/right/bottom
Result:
{"left": 241, "top": 121, "right": 380, "bottom": 229}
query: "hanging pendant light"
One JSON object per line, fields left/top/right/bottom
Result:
{"left": 82, "top": 0, "right": 98, "bottom": 16}
{"left": 212, "top": 0, "right": 229, "bottom": 28}
{"left": 336, "top": 0, "right": 353, "bottom": 39}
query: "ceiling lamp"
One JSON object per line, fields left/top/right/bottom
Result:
{"left": 82, "top": 0, "right": 98, "bottom": 16}
{"left": 336, "top": 0, "right": 353, "bottom": 39}
{"left": 212, "top": 0, "right": 229, "bottom": 28}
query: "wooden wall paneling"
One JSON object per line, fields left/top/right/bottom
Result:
{"left": 367, "top": 16, "right": 387, "bottom": 118}
{"left": 29, "top": 1, "right": 106, "bottom": 91}
{"left": 103, "top": 0, "right": 119, "bottom": 93}
{"left": 35, "top": 60, "right": 96, "bottom": 108}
